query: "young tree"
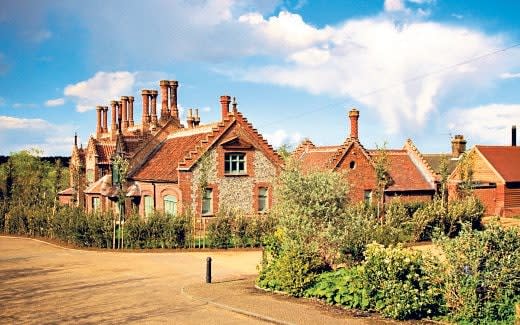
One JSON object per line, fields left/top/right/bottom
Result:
{"left": 373, "top": 143, "right": 392, "bottom": 221}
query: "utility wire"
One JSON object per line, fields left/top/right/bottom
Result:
{"left": 256, "top": 41, "right": 520, "bottom": 129}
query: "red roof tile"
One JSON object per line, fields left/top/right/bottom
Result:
{"left": 95, "top": 143, "right": 115, "bottom": 163}
{"left": 299, "top": 147, "right": 340, "bottom": 171}
{"left": 132, "top": 132, "right": 209, "bottom": 182}
{"left": 477, "top": 146, "right": 520, "bottom": 182}
{"left": 371, "top": 150, "right": 433, "bottom": 191}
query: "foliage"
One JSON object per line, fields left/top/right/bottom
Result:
{"left": 306, "top": 243, "right": 445, "bottom": 320}
{"left": 412, "top": 196, "right": 484, "bottom": 240}
{"left": 438, "top": 223, "right": 520, "bottom": 324}
{"left": 373, "top": 143, "right": 392, "bottom": 219}
{"left": 258, "top": 242, "right": 330, "bottom": 297}
{"left": 124, "top": 211, "right": 192, "bottom": 249}
{"left": 206, "top": 206, "right": 275, "bottom": 248}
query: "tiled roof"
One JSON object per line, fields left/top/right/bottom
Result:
{"left": 58, "top": 187, "right": 76, "bottom": 196}
{"left": 371, "top": 150, "right": 433, "bottom": 191}
{"left": 84, "top": 174, "right": 117, "bottom": 196}
{"left": 299, "top": 147, "right": 340, "bottom": 171}
{"left": 422, "top": 154, "right": 459, "bottom": 175}
{"left": 95, "top": 143, "right": 115, "bottom": 163}
{"left": 477, "top": 145, "right": 520, "bottom": 182}
{"left": 132, "top": 132, "right": 210, "bottom": 182}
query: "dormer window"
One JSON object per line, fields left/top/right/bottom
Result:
{"left": 225, "top": 152, "right": 246, "bottom": 175}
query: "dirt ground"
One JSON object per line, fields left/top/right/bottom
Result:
{"left": 0, "top": 236, "right": 266, "bottom": 324}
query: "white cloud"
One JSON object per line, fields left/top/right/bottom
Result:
{"left": 64, "top": 71, "right": 135, "bottom": 112}
{"left": 451, "top": 13, "right": 464, "bottom": 19}
{"left": 0, "top": 116, "right": 50, "bottom": 129}
{"left": 500, "top": 72, "right": 520, "bottom": 79}
{"left": 13, "top": 103, "right": 37, "bottom": 109}
{"left": 0, "top": 116, "right": 75, "bottom": 155}
{"left": 229, "top": 15, "right": 520, "bottom": 134}
{"left": 265, "top": 129, "right": 302, "bottom": 148}
{"left": 44, "top": 97, "right": 65, "bottom": 107}
{"left": 384, "top": 0, "right": 406, "bottom": 12}
{"left": 447, "top": 104, "right": 520, "bottom": 144}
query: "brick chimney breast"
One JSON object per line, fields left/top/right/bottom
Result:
{"left": 451, "top": 134, "right": 466, "bottom": 158}
{"left": 220, "top": 95, "right": 231, "bottom": 120}
{"left": 121, "top": 96, "right": 129, "bottom": 130}
{"left": 348, "top": 108, "right": 360, "bottom": 139}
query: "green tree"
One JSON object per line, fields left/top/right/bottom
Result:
{"left": 373, "top": 143, "right": 392, "bottom": 221}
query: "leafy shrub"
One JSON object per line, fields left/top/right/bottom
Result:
{"left": 257, "top": 242, "right": 329, "bottom": 297}
{"left": 362, "top": 243, "right": 445, "bottom": 319}
{"left": 207, "top": 210, "right": 233, "bottom": 248}
{"left": 412, "top": 196, "right": 484, "bottom": 240}
{"left": 306, "top": 243, "right": 445, "bottom": 320}
{"left": 305, "top": 266, "right": 369, "bottom": 309}
{"left": 438, "top": 223, "right": 520, "bottom": 323}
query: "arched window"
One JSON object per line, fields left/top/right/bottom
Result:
{"left": 164, "top": 195, "right": 177, "bottom": 216}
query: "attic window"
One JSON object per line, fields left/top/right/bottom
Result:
{"left": 349, "top": 161, "right": 356, "bottom": 169}
{"left": 225, "top": 152, "right": 246, "bottom": 175}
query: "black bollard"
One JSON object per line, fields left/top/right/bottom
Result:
{"left": 206, "top": 257, "right": 212, "bottom": 284}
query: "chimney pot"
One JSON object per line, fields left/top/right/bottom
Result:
{"left": 451, "top": 134, "right": 467, "bottom": 157}
{"left": 128, "top": 96, "right": 134, "bottom": 127}
{"left": 160, "top": 80, "right": 169, "bottom": 122}
{"left": 348, "top": 108, "right": 360, "bottom": 139}
{"left": 150, "top": 90, "right": 158, "bottom": 125}
{"left": 220, "top": 95, "right": 231, "bottom": 120}
{"left": 102, "top": 106, "right": 108, "bottom": 133}
{"left": 513, "top": 125, "right": 517, "bottom": 147}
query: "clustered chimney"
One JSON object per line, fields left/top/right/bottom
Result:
{"left": 186, "top": 108, "right": 194, "bottom": 128}
{"left": 451, "top": 135, "right": 466, "bottom": 158}
{"left": 512, "top": 125, "right": 517, "bottom": 147}
{"left": 159, "top": 80, "right": 179, "bottom": 122}
{"left": 96, "top": 106, "right": 103, "bottom": 136}
{"left": 348, "top": 108, "right": 360, "bottom": 139}
{"left": 110, "top": 100, "right": 118, "bottom": 136}
{"left": 220, "top": 95, "right": 231, "bottom": 120}
{"left": 193, "top": 108, "right": 200, "bottom": 127}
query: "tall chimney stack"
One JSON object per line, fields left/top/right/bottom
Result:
{"left": 160, "top": 80, "right": 169, "bottom": 121}
{"left": 348, "top": 108, "right": 359, "bottom": 139}
{"left": 187, "top": 108, "right": 194, "bottom": 128}
{"left": 128, "top": 97, "right": 134, "bottom": 127}
{"left": 141, "top": 90, "right": 150, "bottom": 131}
{"left": 150, "top": 90, "right": 158, "bottom": 125}
{"left": 96, "top": 106, "right": 102, "bottom": 136}
{"left": 513, "top": 125, "right": 517, "bottom": 146}
{"left": 110, "top": 100, "right": 118, "bottom": 135}
{"left": 193, "top": 108, "right": 200, "bottom": 127}
{"left": 121, "top": 96, "right": 129, "bottom": 130}
{"left": 451, "top": 135, "right": 467, "bottom": 158}
{"left": 170, "top": 81, "right": 178, "bottom": 119}
{"left": 220, "top": 95, "right": 231, "bottom": 120}
{"left": 102, "top": 106, "right": 108, "bottom": 133}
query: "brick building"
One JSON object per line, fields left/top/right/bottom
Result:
{"left": 448, "top": 144, "right": 520, "bottom": 217}
{"left": 293, "top": 109, "right": 436, "bottom": 204}
{"left": 59, "top": 80, "right": 283, "bottom": 221}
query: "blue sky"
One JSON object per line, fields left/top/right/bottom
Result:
{"left": 1, "top": 0, "right": 520, "bottom": 155}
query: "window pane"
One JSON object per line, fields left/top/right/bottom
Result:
{"left": 202, "top": 189, "right": 212, "bottom": 214}
{"left": 164, "top": 195, "right": 177, "bottom": 216}
{"left": 225, "top": 153, "right": 246, "bottom": 174}
{"left": 92, "top": 197, "right": 100, "bottom": 211}
{"left": 144, "top": 195, "right": 154, "bottom": 217}
{"left": 258, "top": 187, "right": 268, "bottom": 212}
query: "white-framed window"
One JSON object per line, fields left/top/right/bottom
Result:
{"left": 258, "top": 187, "right": 268, "bottom": 212}
{"left": 202, "top": 188, "right": 213, "bottom": 215}
{"left": 164, "top": 195, "right": 177, "bottom": 216}
{"left": 224, "top": 152, "right": 246, "bottom": 175}
{"left": 92, "top": 197, "right": 100, "bottom": 211}
{"left": 144, "top": 195, "right": 154, "bottom": 217}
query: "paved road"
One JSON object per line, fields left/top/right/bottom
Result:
{"left": 0, "top": 236, "right": 266, "bottom": 324}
